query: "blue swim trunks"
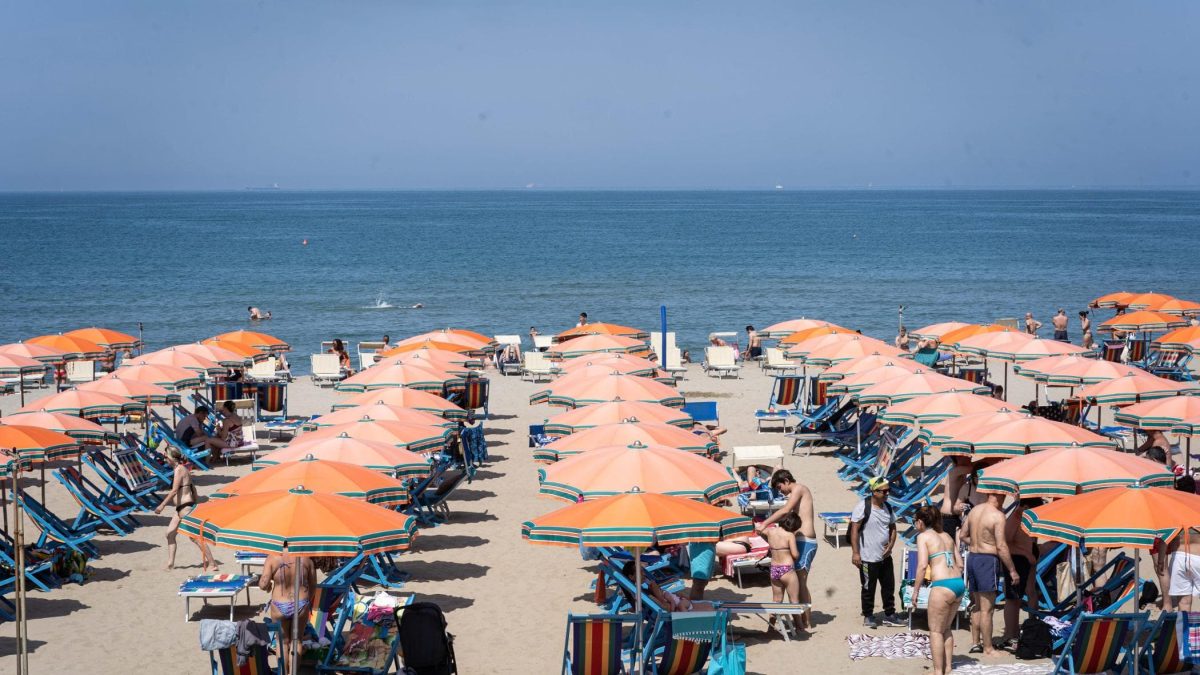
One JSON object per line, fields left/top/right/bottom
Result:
{"left": 795, "top": 537, "right": 818, "bottom": 572}
{"left": 966, "top": 552, "right": 1001, "bottom": 593}
{"left": 687, "top": 542, "right": 717, "bottom": 581}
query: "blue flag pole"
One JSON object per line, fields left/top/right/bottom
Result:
{"left": 660, "top": 305, "right": 667, "bottom": 364}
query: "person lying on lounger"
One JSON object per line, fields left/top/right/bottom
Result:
{"left": 622, "top": 561, "right": 714, "bottom": 612}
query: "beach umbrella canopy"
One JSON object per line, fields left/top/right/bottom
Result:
{"left": 1029, "top": 359, "right": 1151, "bottom": 387}
{"left": 879, "top": 392, "right": 1013, "bottom": 427}
{"left": 208, "top": 330, "right": 290, "bottom": 353}
{"left": 26, "top": 334, "right": 108, "bottom": 360}
{"left": 0, "top": 425, "right": 79, "bottom": 476}
{"left": 373, "top": 352, "right": 476, "bottom": 375}
{"left": 181, "top": 487, "right": 418, "bottom": 556}
{"left": 1124, "top": 292, "right": 1179, "bottom": 312}
{"left": 1021, "top": 485, "right": 1200, "bottom": 549}
{"left": 0, "top": 342, "right": 67, "bottom": 363}
{"left": 910, "top": 322, "right": 972, "bottom": 341}
{"left": 169, "top": 343, "right": 254, "bottom": 368}
{"left": 778, "top": 325, "right": 856, "bottom": 345}
{"left": 938, "top": 324, "right": 1009, "bottom": 348}
{"left": 534, "top": 421, "right": 716, "bottom": 463}
{"left": 137, "top": 348, "right": 226, "bottom": 375}
{"left": 0, "top": 354, "right": 46, "bottom": 378}
{"left": 1115, "top": 397, "right": 1200, "bottom": 430}
{"left": 394, "top": 330, "right": 491, "bottom": 354}
{"left": 379, "top": 339, "right": 475, "bottom": 358}
{"left": 555, "top": 322, "right": 650, "bottom": 343}
{"left": 977, "top": 445, "right": 1174, "bottom": 499}
{"left": 987, "top": 338, "right": 1090, "bottom": 363}
{"left": 199, "top": 337, "right": 268, "bottom": 361}
{"left": 548, "top": 334, "right": 648, "bottom": 359}
{"left": 78, "top": 374, "right": 180, "bottom": 406}
{"left": 953, "top": 330, "right": 1035, "bottom": 358}
{"left": 802, "top": 337, "right": 902, "bottom": 368}
{"left": 826, "top": 363, "right": 921, "bottom": 395}
{"left": 336, "top": 361, "right": 461, "bottom": 393}
{"left": 1078, "top": 373, "right": 1196, "bottom": 406}
{"left": 1175, "top": 415, "right": 1200, "bottom": 437}
{"left": 919, "top": 409, "right": 1029, "bottom": 446}
{"left": 0, "top": 411, "right": 112, "bottom": 443}
{"left": 18, "top": 389, "right": 140, "bottom": 419}
{"left": 1013, "top": 355, "right": 1097, "bottom": 383}
{"left": 760, "top": 318, "right": 837, "bottom": 339}
{"left": 214, "top": 456, "right": 409, "bottom": 506}
{"left": 114, "top": 362, "right": 204, "bottom": 390}
{"left": 818, "top": 353, "right": 922, "bottom": 382}
{"left": 937, "top": 413, "right": 1116, "bottom": 459}
{"left": 332, "top": 388, "right": 467, "bottom": 420}
{"left": 538, "top": 442, "right": 738, "bottom": 503}
{"left": 63, "top": 327, "right": 141, "bottom": 351}
{"left": 782, "top": 332, "right": 859, "bottom": 360}
{"left": 543, "top": 400, "right": 693, "bottom": 436}
{"left": 531, "top": 372, "right": 684, "bottom": 409}
{"left": 1100, "top": 311, "right": 1187, "bottom": 334}
{"left": 855, "top": 369, "right": 990, "bottom": 405}
{"left": 1090, "top": 292, "right": 1136, "bottom": 309}
{"left": 297, "top": 420, "right": 450, "bottom": 454}
{"left": 306, "top": 405, "right": 454, "bottom": 430}
{"left": 1155, "top": 298, "right": 1200, "bottom": 317}
{"left": 534, "top": 365, "right": 668, "bottom": 393}
{"left": 1156, "top": 327, "right": 1200, "bottom": 354}
{"left": 556, "top": 353, "right": 661, "bottom": 377}
{"left": 260, "top": 433, "right": 433, "bottom": 479}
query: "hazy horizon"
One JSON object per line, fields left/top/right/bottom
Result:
{"left": 3, "top": 1, "right": 1198, "bottom": 191}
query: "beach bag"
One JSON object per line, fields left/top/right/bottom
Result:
{"left": 398, "top": 601, "right": 457, "bottom": 675}
{"left": 1177, "top": 611, "right": 1200, "bottom": 662}
{"left": 707, "top": 627, "right": 746, "bottom": 675}
{"left": 1015, "top": 618, "right": 1053, "bottom": 660}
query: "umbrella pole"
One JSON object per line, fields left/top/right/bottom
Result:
{"left": 19, "top": 376, "right": 24, "bottom": 407}
{"left": 14, "top": 461, "right": 28, "bottom": 675}
{"left": 289, "top": 545, "right": 300, "bottom": 675}
{"left": 634, "top": 547, "right": 645, "bottom": 675}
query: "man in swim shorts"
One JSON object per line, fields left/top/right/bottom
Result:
{"left": 757, "top": 470, "right": 817, "bottom": 626}
{"left": 961, "top": 492, "right": 1019, "bottom": 656}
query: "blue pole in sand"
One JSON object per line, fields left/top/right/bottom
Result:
{"left": 660, "top": 305, "right": 667, "bottom": 365}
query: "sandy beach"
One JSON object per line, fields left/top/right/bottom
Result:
{"left": 0, "top": 354, "right": 1068, "bottom": 674}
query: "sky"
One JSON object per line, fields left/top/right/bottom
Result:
{"left": 1, "top": 1, "right": 1198, "bottom": 190}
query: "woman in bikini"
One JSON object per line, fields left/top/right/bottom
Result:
{"left": 217, "top": 400, "right": 245, "bottom": 450}
{"left": 154, "top": 449, "right": 217, "bottom": 571}
{"left": 766, "top": 513, "right": 806, "bottom": 631}
{"left": 259, "top": 552, "right": 316, "bottom": 675}
{"left": 910, "top": 506, "right": 964, "bottom": 675}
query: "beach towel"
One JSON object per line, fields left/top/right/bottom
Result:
{"left": 950, "top": 666, "right": 1052, "bottom": 675}
{"left": 845, "top": 631, "right": 931, "bottom": 661}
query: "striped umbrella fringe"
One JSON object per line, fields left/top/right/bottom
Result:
{"left": 1020, "top": 510, "right": 1176, "bottom": 549}
{"left": 179, "top": 521, "right": 417, "bottom": 556}
{"left": 977, "top": 474, "right": 1175, "bottom": 499}
{"left": 521, "top": 519, "right": 754, "bottom": 549}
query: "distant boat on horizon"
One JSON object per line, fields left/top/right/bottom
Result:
{"left": 774, "top": 184, "right": 784, "bottom": 190}
{"left": 246, "top": 183, "right": 281, "bottom": 191}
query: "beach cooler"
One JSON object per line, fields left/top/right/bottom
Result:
{"left": 179, "top": 573, "right": 254, "bottom": 621}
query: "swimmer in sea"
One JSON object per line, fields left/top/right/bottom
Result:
{"left": 412, "top": 303, "right": 424, "bottom": 309}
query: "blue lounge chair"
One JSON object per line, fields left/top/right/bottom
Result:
{"left": 121, "top": 433, "right": 176, "bottom": 488}
{"left": 319, "top": 591, "right": 412, "bottom": 674}
{"left": 55, "top": 466, "right": 142, "bottom": 535}
{"left": 887, "top": 457, "right": 953, "bottom": 518}
{"left": 15, "top": 490, "right": 100, "bottom": 558}
{"left": 82, "top": 448, "right": 161, "bottom": 511}
{"left": 681, "top": 401, "right": 719, "bottom": 427}
{"left": 147, "top": 410, "right": 211, "bottom": 471}
{"left": 407, "top": 466, "right": 473, "bottom": 526}
{"left": 1052, "top": 612, "right": 1145, "bottom": 674}
{"left": 0, "top": 530, "right": 62, "bottom": 593}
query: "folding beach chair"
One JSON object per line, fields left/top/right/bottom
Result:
{"left": 248, "top": 357, "right": 281, "bottom": 382}
{"left": 522, "top": 351, "right": 558, "bottom": 382}
{"left": 65, "top": 360, "right": 98, "bottom": 384}
{"left": 407, "top": 466, "right": 472, "bottom": 526}
{"left": 82, "top": 448, "right": 161, "bottom": 510}
{"left": 1101, "top": 340, "right": 1125, "bottom": 362}
{"left": 208, "top": 381, "right": 245, "bottom": 405}
{"left": 208, "top": 643, "right": 274, "bottom": 675}
{"left": 255, "top": 381, "right": 289, "bottom": 420}
{"left": 55, "top": 465, "right": 142, "bottom": 535}
{"left": 1051, "top": 612, "right": 1145, "bottom": 674}
{"left": 762, "top": 347, "right": 800, "bottom": 375}
{"left": 446, "top": 376, "right": 490, "bottom": 419}
{"left": 899, "top": 548, "right": 968, "bottom": 630}
{"left": 1139, "top": 611, "right": 1194, "bottom": 674}
{"left": 147, "top": 409, "right": 212, "bottom": 470}
{"left": 0, "top": 529, "right": 63, "bottom": 592}
{"left": 887, "top": 456, "right": 953, "bottom": 520}
{"left": 494, "top": 335, "right": 523, "bottom": 375}
{"left": 311, "top": 353, "right": 344, "bottom": 387}
{"left": 647, "top": 610, "right": 728, "bottom": 675}
{"left": 562, "top": 613, "right": 640, "bottom": 674}
{"left": 16, "top": 489, "right": 101, "bottom": 558}
{"left": 320, "top": 591, "right": 412, "bottom": 674}
{"left": 701, "top": 346, "right": 740, "bottom": 379}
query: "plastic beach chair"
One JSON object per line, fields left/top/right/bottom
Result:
{"left": 1052, "top": 612, "right": 1145, "bottom": 674}
{"left": 15, "top": 489, "right": 100, "bottom": 558}
{"left": 55, "top": 466, "right": 142, "bottom": 535}
{"left": 562, "top": 613, "right": 639, "bottom": 675}
{"left": 701, "top": 347, "right": 740, "bottom": 379}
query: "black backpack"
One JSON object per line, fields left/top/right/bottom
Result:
{"left": 1015, "top": 617, "right": 1053, "bottom": 660}
{"left": 398, "top": 601, "right": 458, "bottom": 675}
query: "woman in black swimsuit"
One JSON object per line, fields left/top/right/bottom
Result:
{"left": 155, "top": 450, "right": 216, "bottom": 571}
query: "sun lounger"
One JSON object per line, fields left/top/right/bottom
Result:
{"left": 82, "top": 448, "right": 161, "bottom": 511}
{"left": 720, "top": 536, "right": 769, "bottom": 587}
{"left": 311, "top": 353, "right": 344, "bottom": 387}
{"left": 407, "top": 466, "right": 472, "bottom": 526}
{"left": 17, "top": 489, "right": 101, "bottom": 558}
{"left": 1052, "top": 612, "right": 1145, "bottom": 674}
{"left": 263, "top": 416, "right": 310, "bottom": 441}
{"left": 248, "top": 356, "right": 282, "bottom": 382}
{"left": 533, "top": 334, "right": 554, "bottom": 352}
{"left": 681, "top": 401, "right": 718, "bottom": 426}
{"left": 562, "top": 613, "right": 640, "bottom": 675}
{"left": 521, "top": 351, "right": 558, "bottom": 382}
{"left": 701, "top": 346, "right": 740, "bottom": 379}
{"left": 65, "top": 359, "right": 98, "bottom": 384}
{"left": 762, "top": 348, "right": 801, "bottom": 375}
{"left": 55, "top": 466, "right": 142, "bottom": 535}
{"left": 818, "top": 512, "right": 853, "bottom": 549}
{"left": 179, "top": 573, "right": 254, "bottom": 621}
{"left": 711, "top": 602, "right": 812, "bottom": 642}
{"left": 660, "top": 347, "right": 688, "bottom": 383}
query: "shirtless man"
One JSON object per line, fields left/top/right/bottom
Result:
{"left": 745, "top": 325, "right": 762, "bottom": 361}
{"left": 1001, "top": 499, "right": 1040, "bottom": 648}
{"left": 960, "top": 492, "right": 1019, "bottom": 656}
{"left": 1051, "top": 309, "right": 1069, "bottom": 342}
{"left": 259, "top": 552, "right": 316, "bottom": 674}
{"left": 756, "top": 470, "right": 816, "bottom": 627}
{"left": 247, "top": 306, "right": 271, "bottom": 321}
{"left": 1024, "top": 313, "right": 1042, "bottom": 336}
{"left": 939, "top": 456, "right": 973, "bottom": 543}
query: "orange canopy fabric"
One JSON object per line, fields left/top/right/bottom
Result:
{"left": 555, "top": 322, "right": 649, "bottom": 342}
{"left": 64, "top": 327, "right": 141, "bottom": 350}
{"left": 532, "top": 372, "right": 684, "bottom": 409}
{"left": 307, "top": 404, "right": 454, "bottom": 429}
{"left": 538, "top": 443, "right": 738, "bottom": 503}
{"left": 199, "top": 337, "right": 268, "bottom": 361}
{"left": 1100, "top": 310, "right": 1188, "bottom": 333}
{"left": 1032, "top": 360, "right": 1152, "bottom": 386}
{"left": 214, "top": 457, "right": 409, "bottom": 506}
{"left": 1123, "top": 292, "right": 1179, "bottom": 312}
{"left": 1156, "top": 326, "right": 1200, "bottom": 352}
{"left": 801, "top": 337, "right": 902, "bottom": 367}
{"left": 373, "top": 351, "right": 476, "bottom": 375}
{"left": 778, "top": 325, "right": 856, "bottom": 345}
{"left": 909, "top": 322, "right": 972, "bottom": 340}
{"left": 260, "top": 433, "right": 433, "bottom": 479}
{"left": 209, "top": 330, "right": 290, "bottom": 352}
{"left": 181, "top": 487, "right": 418, "bottom": 556}
{"left": 19, "top": 389, "right": 139, "bottom": 418}
{"left": 977, "top": 446, "right": 1174, "bottom": 499}
{"left": 782, "top": 333, "right": 859, "bottom": 359}
{"left": 337, "top": 361, "right": 461, "bottom": 393}
{"left": 878, "top": 392, "right": 1012, "bottom": 427}
{"left": 919, "top": 409, "right": 1036, "bottom": 446}
{"left": 826, "top": 364, "right": 921, "bottom": 395}
{"left": 1077, "top": 373, "right": 1195, "bottom": 406}
{"left": 953, "top": 331, "right": 1034, "bottom": 357}
{"left": 937, "top": 414, "right": 1115, "bottom": 459}
{"left": 986, "top": 338, "right": 1090, "bottom": 363}
{"left": 0, "top": 411, "right": 111, "bottom": 442}
{"left": 27, "top": 334, "right": 108, "bottom": 360}
{"left": 1012, "top": 355, "right": 1097, "bottom": 383}
{"left": 114, "top": 362, "right": 204, "bottom": 389}
{"left": 395, "top": 330, "right": 491, "bottom": 353}
{"left": 544, "top": 400, "right": 693, "bottom": 435}
{"left": 0, "top": 424, "right": 79, "bottom": 475}
{"left": 1155, "top": 298, "right": 1200, "bottom": 316}
{"left": 137, "top": 348, "right": 226, "bottom": 374}
{"left": 548, "top": 335, "right": 648, "bottom": 359}
{"left": 297, "top": 420, "right": 450, "bottom": 454}
{"left": 938, "top": 324, "right": 1009, "bottom": 348}
{"left": 1115, "top": 396, "right": 1200, "bottom": 430}
{"left": 169, "top": 343, "right": 254, "bottom": 367}
{"left": 379, "top": 339, "right": 475, "bottom": 357}
{"left": 332, "top": 388, "right": 467, "bottom": 420}
{"left": 78, "top": 374, "right": 179, "bottom": 405}
{"left": 1022, "top": 486, "right": 1200, "bottom": 548}
{"left": 0, "top": 354, "right": 45, "bottom": 376}
{"left": 522, "top": 491, "right": 754, "bottom": 548}
{"left": 818, "top": 353, "right": 922, "bottom": 382}
{"left": 556, "top": 353, "right": 661, "bottom": 377}
{"left": 760, "top": 319, "right": 836, "bottom": 338}
{"left": 535, "top": 421, "right": 717, "bottom": 462}
{"left": 1090, "top": 291, "right": 1135, "bottom": 309}
{"left": 855, "top": 369, "right": 990, "bottom": 405}
{"left": 0, "top": 342, "right": 67, "bottom": 363}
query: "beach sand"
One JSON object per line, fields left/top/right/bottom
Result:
{"left": 3, "top": 361, "right": 1060, "bottom": 673}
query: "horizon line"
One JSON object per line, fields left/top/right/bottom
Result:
{"left": 3, "top": 184, "right": 1200, "bottom": 194}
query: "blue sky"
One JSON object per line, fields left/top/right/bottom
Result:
{"left": 2, "top": 1, "right": 1198, "bottom": 189}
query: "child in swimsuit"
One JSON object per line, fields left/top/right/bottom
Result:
{"left": 765, "top": 513, "right": 805, "bottom": 631}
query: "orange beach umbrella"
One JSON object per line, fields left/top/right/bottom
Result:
{"left": 305, "top": 405, "right": 454, "bottom": 430}
{"left": 910, "top": 322, "right": 971, "bottom": 341}
{"left": 818, "top": 353, "right": 922, "bottom": 382}
{"left": 986, "top": 338, "right": 1090, "bottom": 363}
{"left": 27, "top": 334, "right": 108, "bottom": 360}
{"left": 332, "top": 388, "right": 467, "bottom": 420}
{"left": 1090, "top": 292, "right": 1136, "bottom": 309}
{"left": 826, "top": 363, "right": 923, "bottom": 395}
{"left": 543, "top": 400, "right": 693, "bottom": 436}
{"left": 879, "top": 392, "right": 1013, "bottom": 427}
{"left": 782, "top": 332, "right": 858, "bottom": 360}
{"left": 548, "top": 335, "right": 648, "bottom": 359}
{"left": 379, "top": 339, "right": 475, "bottom": 357}
{"left": 114, "top": 362, "right": 204, "bottom": 390}
{"left": 373, "top": 352, "right": 476, "bottom": 375}
{"left": 1155, "top": 327, "right": 1200, "bottom": 354}
{"left": 538, "top": 442, "right": 738, "bottom": 503}
{"left": 137, "top": 348, "right": 226, "bottom": 375}
{"left": 297, "top": 419, "right": 451, "bottom": 454}
{"left": 208, "top": 330, "right": 290, "bottom": 353}
{"left": 855, "top": 369, "right": 990, "bottom": 405}
{"left": 261, "top": 433, "right": 433, "bottom": 480}
{"left": 18, "top": 389, "right": 140, "bottom": 419}
{"left": 394, "top": 330, "right": 491, "bottom": 354}
{"left": 556, "top": 353, "right": 662, "bottom": 377}
{"left": 1077, "top": 373, "right": 1195, "bottom": 406}
{"left": 555, "top": 322, "right": 650, "bottom": 343}
{"left": 0, "top": 425, "right": 79, "bottom": 476}
{"left": 1124, "top": 292, "right": 1179, "bottom": 312}
{"left": 1100, "top": 311, "right": 1187, "bottom": 334}
{"left": 213, "top": 456, "right": 409, "bottom": 506}
{"left": 63, "top": 327, "right": 141, "bottom": 351}
{"left": 169, "top": 343, "right": 255, "bottom": 368}
{"left": 802, "top": 337, "right": 902, "bottom": 368}
{"left": 1155, "top": 298, "right": 1200, "bottom": 316}
{"left": 977, "top": 445, "right": 1174, "bottom": 499}
{"left": 778, "top": 325, "right": 856, "bottom": 345}
{"left": 1022, "top": 485, "right": 1200, "bottom": 549}
{"left": 199, "top": 337, "right": 268, "bottom": 361}
{"left": 936, "top": 413, "right": 1116, "bottom": 459}
{"left": 938, "top": 324, "right": 1009, "bottom": 349}
{"left": 0, "top": 342, "right": 66, "bottom": 363}
{"left": 79, "top": 374, "right": 179, "bottom": 406}
{"left": 0, "top": 411, "right": 111, "bottom": 443}
{"left": 760, "top": 318, "right": 836, "bottom": 339}
{"left": 337, "top": 361, "right": 461, "bottom": 393}
{"left": 534, "top": 421, "right": 717, "bottom": 463}
{"left": 531, "top": 372, "right": 684, "bottom": 409}
{"left": 1115, "top": 397, "right": 1200, "bottom": 430}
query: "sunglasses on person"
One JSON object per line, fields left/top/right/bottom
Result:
{"left": 873, "top": 488, "right": 890, "bottom": 494}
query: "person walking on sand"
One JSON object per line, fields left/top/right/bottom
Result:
{"left": 961, "top": 492, "right": 1020, "bottom": 656}
{"left": 909, "top": 506, "right": 963, "bottom": 675}
{"left": 849, "top": 477, "right": 905, "bottom": 628}
{"left": 756, "top": 470, "right": 816, "bottom": 628}
{"left": 155, "top": 449, "right": 217, "bottom": 571}
{"left": 765, "top": 513, "right": 806, "bottom": 633}
{"left": 1052, "top": 309, "right": 1069, "bottom": 342}
{"left": 260, "top": 551, "right": 316, "bottom": 675}
{"left": 1024, "top": 313, "right": 1042, "bottom": 336}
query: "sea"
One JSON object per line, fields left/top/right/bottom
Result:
{"left": 2, "top": 190, "right": 1198, "bottom": 373}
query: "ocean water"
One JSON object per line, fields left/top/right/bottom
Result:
{"left": 2, "top": 190, "right": 1198, "bottom": 372}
